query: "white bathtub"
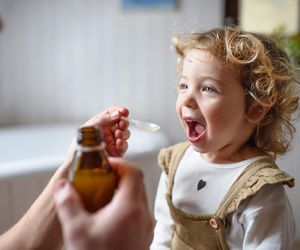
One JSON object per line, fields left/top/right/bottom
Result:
{"left": 0, "top": 123, "right": 170, "bottom": 234}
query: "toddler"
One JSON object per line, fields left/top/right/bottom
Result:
{"left": 151, "top": 27, "right": 299, "bottom": 249}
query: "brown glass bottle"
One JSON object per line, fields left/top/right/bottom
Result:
{"left": 68, "top": 126, "right": 117, "bottom": 212}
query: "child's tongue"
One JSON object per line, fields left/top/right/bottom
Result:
{"left": 189, "top": 123, "right": 205, "bottom": 139}
{"left": 195, "top": 123, "right": 205, "bottom": 134}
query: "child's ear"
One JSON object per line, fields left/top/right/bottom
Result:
{"left": 246, "top": 102, "right": 270, "bottom": 124}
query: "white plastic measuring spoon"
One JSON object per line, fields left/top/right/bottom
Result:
{"left": 122, "top": 117, "right": 160, "bottom": 132}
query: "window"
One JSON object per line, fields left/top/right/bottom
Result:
{"left": 225, "top": 0, "right": 300, "bottom": 33}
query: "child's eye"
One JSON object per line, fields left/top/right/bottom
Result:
{"left": 202, "top": 85, "right": 217, "bottom": 93}
{"left": 177, "top": 83, "right": 188, "bottom": 90}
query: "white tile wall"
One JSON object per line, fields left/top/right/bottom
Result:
{"left": 0, "top": 172, "right": 53, "bottom": 233}
{"left": 0, "top": 0, "right": 223, "bottom": 142}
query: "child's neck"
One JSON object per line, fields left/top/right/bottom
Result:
{"left": 200, "top": 143, "right": 265, "bottom": 164}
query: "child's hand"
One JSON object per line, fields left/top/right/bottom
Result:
{"left": 82, "top": 106, "right": 130, "bottom": 156}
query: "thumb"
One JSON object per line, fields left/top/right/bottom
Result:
{"left": 54, "top": 180, "right": 86, "bottom": 229}
{"left": 82, "top": 106, "right": 129, "bottom": 128}
{"left": 100, "top": 106, "right": 129, "bottom": 127}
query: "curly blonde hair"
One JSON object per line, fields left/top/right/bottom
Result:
{"left": 172, "top": 26, "right": 299, "bottom": 158}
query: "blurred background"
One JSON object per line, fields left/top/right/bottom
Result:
{"left": 0, "top": 0, "right": 299, "bottom": 247}
{"left": 0, "top": 0, "right": 299, "bottom": 140}
{"left": 0, "top": 0, "right": 299, "bottom": 141}
{"left": 0, "top": 0, "right": 222, "bottom": 142}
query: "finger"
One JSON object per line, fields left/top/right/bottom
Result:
{"left": 103, "top": 132, "right": 116, "bottom": 146}
{"left": 110, "top": 106, "right": 129, "bottom": 117}
{"left": 114, "top": 129, "right": 130, "bottom": 140}
{"left": 114, "top": 129, "right": 124, "bottom": 139}
{"left": 110, "top": 124, "right": 119, "bottom": 133}
{"left": 105, "top": 145, "right": 118, "bottom": 157}
{"left": 108, "top": 158, "right": 145, "bottom": 199}
{"left": 54, "top": 180, "right": 87, "bottom": 228}
{"left": 110, "top": 120, "right": 129, "bottom": 134}
{"left": 83, "top": 106, "right": 129, "bottom": 128}
{"left": 123, "top": 129, "right": 131, "bottom": 140}
{"left": 106, "top": 140, "right": 127, "bottom": 157}
{"left": 102, "top": 106, "right": 129, "bottom": 127}
{"left": 117, "top": 119, "right": 129, "bottom": 130}
{"left": 116, "top": 139, "right": 128, "bottom": 156}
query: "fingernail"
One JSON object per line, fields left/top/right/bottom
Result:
{"left": 54, "top": 181, "right": 71, "bottom": 204}
{"left": 111, "top": 110, "right": 119, "bottom": 119}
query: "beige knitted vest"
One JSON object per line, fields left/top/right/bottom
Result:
{"left": 158, "top": 142, "right": 294, "bottom": 250}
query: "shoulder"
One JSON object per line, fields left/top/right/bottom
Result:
{"left": 158, "top": 141, "right": 190, "bottom": 175}
{"left": 237, "top": 183, "right": 295, "bottom": 243}
{"left": 240, "top": 183, "right": 291, "bottom": 215}
{"left": 245, "top": 157, "right": 294, "bottom": 189}
{"left": 225, "top": 156, "right": 294, "bottom": 215}
{"left": 237, "top": 183, "right": 295, "bottom": 228}
{"left": 227, "top": 183, "right": 296, "bottom": 249}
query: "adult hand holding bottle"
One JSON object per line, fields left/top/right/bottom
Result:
{"left": 82, "top": 106, "right": 130, "bottom": 157}
{"left": 54, "top": 158, "right": 154, "bottom": 250}
{"left": 61, "top": 106, "right": 130, "bottom": 173}
{"left": 0, "top": 106, "right": 131, "bottom": 250}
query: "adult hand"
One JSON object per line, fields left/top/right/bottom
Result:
{"left": 0, "top": 108, "right": 132, "bottom": 250}
{"left": 82, "top": 106, "right": 130, "bottom": 157}
{"left": 54, "top": 158, "right": 154, "bottom": 250}
{"left": 62, "top": 106, "right": 130, "bottom": 170}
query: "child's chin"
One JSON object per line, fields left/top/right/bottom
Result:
{"left": 190, "top": 143, "right": 204, "bottom": 153}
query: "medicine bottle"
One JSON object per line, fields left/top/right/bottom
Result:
{"left": 68, "top": 126, "right": 117, "bottom": 212}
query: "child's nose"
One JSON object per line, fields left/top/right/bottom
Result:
{"left": 183, "top": 91, "right": 198, "bottom": 109}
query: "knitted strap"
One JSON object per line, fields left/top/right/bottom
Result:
{"left": 158, "top": 141, "right": 191, "bottom": 195}
{"left": 158, "top": 143, "right": 294, "bottom": 223}
{"left": 215, "top": 157, "right": 294, "bottom": 220}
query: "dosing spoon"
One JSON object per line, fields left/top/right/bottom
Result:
{"left": 122, "top": 117, "right": 160, "bottom": 132}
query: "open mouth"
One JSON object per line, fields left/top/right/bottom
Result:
{"left": 185, "top": 119, "right": 205, "bottom": 142}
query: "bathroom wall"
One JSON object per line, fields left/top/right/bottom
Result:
{"left": 0, "top": 0, "right": 223, "bottom": 142}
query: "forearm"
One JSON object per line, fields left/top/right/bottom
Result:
{"left": 0, "top": 163, "right": 69, "bottom": 250}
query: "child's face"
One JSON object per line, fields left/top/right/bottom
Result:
{"left": 176, "top": 49, "right": 255, "bottom": 162}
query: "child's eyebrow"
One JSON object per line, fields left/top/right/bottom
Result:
{"left": 185, "top": 55, "right": 206, "bottom": 63}
{"left": 179, "top": 75, "right": 188, "bottom": 80}
{"left": 180, "top": 74, "right": 221, "bottom": 85}
{"left": 185, "top": 56, "right": 193, "bottom": 63}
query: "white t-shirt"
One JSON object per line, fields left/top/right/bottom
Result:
{"left": 150, "top": 146, "right": 295, "bottom": 250}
